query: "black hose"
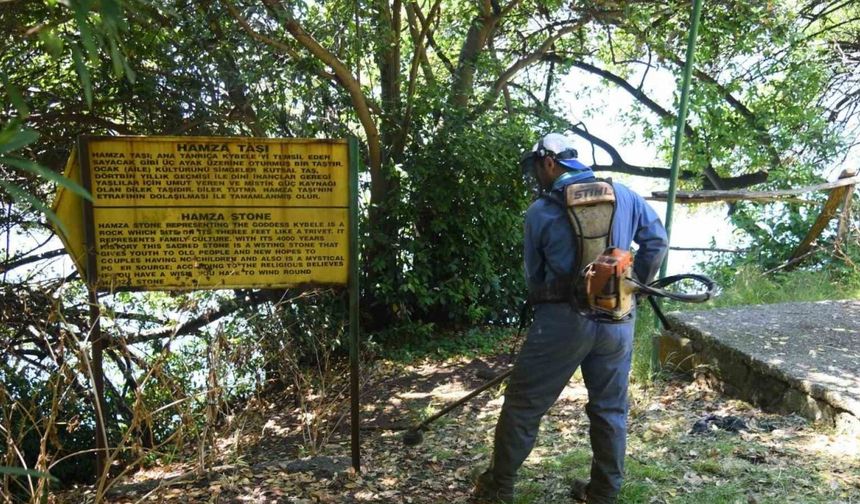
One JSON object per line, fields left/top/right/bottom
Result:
{"left": 630, "top": 273, "right": 718, "bottom": 303}
{"left": 648, "top": 296, "right": 672, "bottom": 330}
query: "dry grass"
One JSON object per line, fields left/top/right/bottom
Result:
{"left": 55, "top": 348, "right": 860, "bottom": 503}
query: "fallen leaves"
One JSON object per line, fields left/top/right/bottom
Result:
{"left": 55, "top": 351, "right": 860, "bottom": 504}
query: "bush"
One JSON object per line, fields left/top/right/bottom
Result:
{"left": 365, "top": 115, "right": 536, "bottom": 336}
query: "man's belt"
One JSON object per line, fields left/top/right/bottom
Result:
{"left": 527, "top": 278, "right": 573, "bottom": 305}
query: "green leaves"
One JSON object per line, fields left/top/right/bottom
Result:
{"left": 70, "top": 45, "right": 94, "bottom": 108}
{"left": 1, "top": 73, "right": 29, "bottom": 118}
{"left": 0, "top": 127, "right": 38, "bottom": 155}
{"left": 0, "top": 466, "right": 58, "bottom": 482}
{"left": 38, "top": 28, "right": 66, "bottom": 58}
{"left": 0, "top": 125, "right": 91, "bottom": 237}
{"left": 60, "top": 0, "right": 136, "bottom": 108}
{"left": 0, "top": 156, "right": 91, "bottom": 203}
{"left": 0, "top": 179, "right": 68, "bottom": 236}
{"left": 72, "top": 0, "right": 99, "bottom": 61}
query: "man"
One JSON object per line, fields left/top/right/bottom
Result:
{"left": 473, "top": 133, "right": 668, "bottom": 503}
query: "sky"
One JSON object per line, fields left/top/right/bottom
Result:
{"left": 548, "top": 49, "right": 859, "bottom": 276}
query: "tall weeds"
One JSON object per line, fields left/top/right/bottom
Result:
{"left": 1, "top": 286, "right": 355, "bottom": 503}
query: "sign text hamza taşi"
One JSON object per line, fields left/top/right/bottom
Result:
{"left": 53, "top": 136, "right": 352, "bottom": 291}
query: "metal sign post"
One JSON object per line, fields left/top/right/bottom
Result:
{"left": 652, "top": 0, "right": 705, "bottom": 373}
{"left": 348, "top": 137, "right": 361, "bottom": 472}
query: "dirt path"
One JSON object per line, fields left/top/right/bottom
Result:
{"left": 66, "top": 355, "right": 860, "bottom": 503}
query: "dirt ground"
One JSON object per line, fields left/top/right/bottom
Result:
{"left": 61, "top": 354, "right": 860, "bottom": 503}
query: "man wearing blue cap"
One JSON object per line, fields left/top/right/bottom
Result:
{"left": 473, "top": 133, "right": 668, "bottom": 503}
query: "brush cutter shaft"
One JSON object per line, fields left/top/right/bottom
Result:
{"left": 407, "top": 303, "right": 530, "bottom": 436}
{"left": 414, "top": 368, "right": 513, "bottom": 432}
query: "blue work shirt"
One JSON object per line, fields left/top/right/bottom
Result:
{"left": 524, "top": 177, "right": 668, "bottom": 296}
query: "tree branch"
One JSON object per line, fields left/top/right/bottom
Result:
{"left": 26, "top": 112, "right": 135, "bottom": 135}
{"left": 222, "top": 0, "right": 348, "bottom": 89}
{"left": 788, "top": 170, "right": 857, "bottom": 264}
{"left": 508, "top": 83, "right": 698, "bottom": 180}
{"left": 378, "top": 0, "right": 405, "bottom": 163}
{"left": 404, "top": 2, "right": 438, "bottom": 87}
{"left": 232, "top": 0, "right": 383, "bottom": 197}
{"left": 118, "top": 289, "right": 301, "bottom": 345}
{"left": 569, "top": 60, "right": 694, "bottom": 137}
{"left": 0, "top": 248, "right": 66, "bottom": 274}
{"left": 200, "top": 0, "right": 265, "bottom": 136}
{"left": 499, "top": 0, "right": 524, "bottom": 17}
{"left": 121, "top": 296, "right": 250, "bottom": 345}
{"left": 684, "top": 63, "right": 781, "bottom": 170}
{"left": 411, "top": 2, "right": 456, "bottom": 76}
{"left": 449, "top": 5, "right": 501, "bottom": 107}
{"left": 275, "top": 3, "right": 382, "bottom": 175}
{"left": 569, "top": 121, "right": 696, "bottom": 179}
{"left": 671, "top": 246, "right": 745, "bottom": 254}
{"left": 553, "top": 59, "right": 770, "bottom": 189}
{"left": 402, "top": 0, "right": 443, "bottom": 154}
{"left": 471, "top": 23, "right": 581, "bottom": 117}
{"left": 650, "top": 175, "right": 859, "bottom": 203}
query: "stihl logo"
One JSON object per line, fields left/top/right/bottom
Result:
{"left": 573, "top": 187, "right": 611, "bottom": 200}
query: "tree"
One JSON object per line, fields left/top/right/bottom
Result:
{"left": 220, "top": 0, "right": 858, "bottom": 315}
{"left": 4, "top": 0, "right": 858, "bottom": 327}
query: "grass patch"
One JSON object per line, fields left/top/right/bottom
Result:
{"left": 626, "top": 456, "right": 673, "bottom": 482}
{"left": 690, "top": 458, "right": 723, "bottom": 475}
{"left": 622, "top": 424, "right": 860, "bottom": 504}
{"left": 539, "top": 448, "right": 591, "bottom": 476}
{"left": 659, "top": 265, "right": 860, "bottom": 313}
{"left": 632, "top": 307, "right": 660, "bottom": 384}
{"left": 374, "top": 324, "right": 518, "bottom": 364}
{"left": 512, "top": 481, "right": 543, "bottom": 504}
{"left": 710, "top": 266, "right": 860, "bottom": 307}
{"left": 429, "top": 447, "right": 457, "bottom": 462}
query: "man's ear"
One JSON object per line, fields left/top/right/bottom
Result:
{"left": 542, "top": 156, "right": 554, "bottom": 172}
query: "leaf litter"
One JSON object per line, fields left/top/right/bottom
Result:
{"left": 58, "top": 353, "right": 859, "bottom": 503}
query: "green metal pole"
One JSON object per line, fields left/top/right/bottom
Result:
{"left": 347, "top": 137, "right": 361, "bottom": 472}
{"left": 651, "top": 0, "right": 704, "bottom": 372}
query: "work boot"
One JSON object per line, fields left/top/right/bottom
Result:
{"left": 472, "top": 469, "right": 514, "bottom": 504}
{"left": 570, "top": 479, "right": 617, "bottom": 504}
{"left": 571, "top": 479, "right": 588, "bottom": 502}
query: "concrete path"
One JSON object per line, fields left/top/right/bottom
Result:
{"left": 660, "top": 299, "right": 860, "bottom": 430}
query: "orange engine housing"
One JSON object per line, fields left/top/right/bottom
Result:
{"left": 584, "top": 247, "right": 635, "bottom": 318}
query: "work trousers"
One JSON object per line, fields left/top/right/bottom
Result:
{"left": 489, "top": 303, "right": 634, "bottom": 503}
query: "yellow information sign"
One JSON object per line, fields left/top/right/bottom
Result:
{"left": 53, "top": 136, "right": 352, "bottom": 291}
